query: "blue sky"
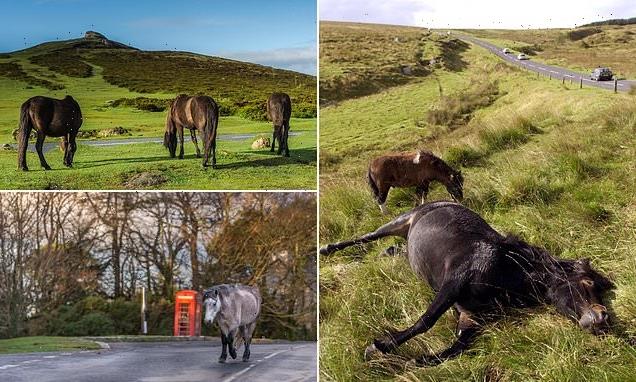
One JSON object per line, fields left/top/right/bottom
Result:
{"left": 0, "top": 0, "right": 317, "bottom": 75}
{"left": 320, "top": 0, "right": 635, "bottom": 29}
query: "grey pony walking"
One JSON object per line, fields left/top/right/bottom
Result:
{"left": 202, "top": 284, "right": 261, "bottom": 363}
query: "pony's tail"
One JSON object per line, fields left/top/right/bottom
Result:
{"left": 164, "top": 114, "right": 177, "bottom": 158}
{"left": 203, "top": 105, "right": 219, "bottom": 167}
{"left": 367, "top": 167, "right": 380, "bottom": 201}
{"left": 17, "top": 101, "right": 32, "bottom": 170}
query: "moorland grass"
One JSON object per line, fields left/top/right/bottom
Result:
{"left": 320, "top": 26, "right": 636, "bottom": 381}
{"left": 0, "top": 120, "right": 316, "bottom": 190}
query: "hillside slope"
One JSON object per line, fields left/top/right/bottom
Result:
{"left": 0, "top": 31, "right": 316, "bottom": 140}
{"left": 319, "top": 22, "right": 636, "bottom": 382}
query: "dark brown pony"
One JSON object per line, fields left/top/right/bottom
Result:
{"left": 266, "top": 92, "right": 291, "bottom": 157}
{"left": 164, "top": 94, "right": 219, "bottom": 168}
{"left": 321, "top": 202, "right": 615, "bottom": 365}
{"left": 367, "top": 150, "right": 463, "bottom": 213}
{"left": 17, "top": 95, "right": 82, "bottom": 171}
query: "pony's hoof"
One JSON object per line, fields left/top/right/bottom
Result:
{"left": 284, "top": 153, "right": 290, "bottom": 157}
{"left": 218, "top": 357, "right": 226, "bottom": 364}
{"left": 43, "top": 165, "right": 52, "bottom": 171}
{"left": 19, "top": 166, "right": 29, "bottom": 172}
{"left": 242, "top": 357, "right": 249, "bottom": 362}
{"left": 229, "top": 348, "right": 237, "bottom": 359}
{"left": 364, "top": 343, "right": 380, "bottom": 361}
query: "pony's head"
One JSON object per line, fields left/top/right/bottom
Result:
{"left": 202, "top": 288, "right": 222, "bottom": 325}
{"left": 550, "top": 258, "right": 614, "bottom": 334}
{"left": 446, "top": 170, "right": 464, "bottom": 202}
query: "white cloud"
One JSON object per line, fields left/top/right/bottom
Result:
{"left": 221, "top": 46, "right": 317, "bottom": 75}
{"left": 320, "top": 0, "right": 636, "bottom": 29}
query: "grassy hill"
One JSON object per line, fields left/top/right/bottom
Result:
{"left": 462, "top": 24, "right": 636, "bottom": 79}
{"left": 320, "top": 21, "right": 469, "bottom": 104}
{"left": 0, "top": 32, "right": 316, "bottom": 189}
{"left": 319, "top": 22, "right": 636, "bottom": 381}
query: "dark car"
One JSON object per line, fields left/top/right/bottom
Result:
{"left": 591, "top": 67, "right": 613, "bottom": 81}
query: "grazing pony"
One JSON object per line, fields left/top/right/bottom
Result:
{"left": 17, "top": 95, "right": 82, "bottom": 171}
{"left": 203, "top": 284, "right": 261, "bottom": 363}
{"left": 367, "top": 150, "right": 463, "bottom": 213}
{"left": 164, "top": 94, "right": 219, "bottom": 168}
{"left": 267, "top": 92, "right": 292, "bottom": 157}
{"left": 320, "top": 201, "right": 615, "bottom": 365}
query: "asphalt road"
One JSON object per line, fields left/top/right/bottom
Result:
{"left": 10, "top": 131, "right": 301, "bottom": 154}
{"left": 0, "top": 341, "right": 316, "bottom": 382}
{"left": 458, "top": 35, "right": 636, "bottom": 92}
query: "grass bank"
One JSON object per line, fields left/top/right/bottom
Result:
{"left": 319, "top": 23, "right": 636, "bottom": 381}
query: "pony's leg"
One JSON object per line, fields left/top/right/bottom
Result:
{"left": 276, "top": 127, "right": 283, "bottom": 155}
{"left": 283, "top": 122, "right": 290, "bottom": 157}
{"left": 320, "top": 208, "right": 414, "bottom": 255}
{"left": 62, "top": 135, "right": 70, "bottom": 167}
{"left": 415, "top": 182, "right": 430, "bottom": 205}
{"left": 190, "top": 129, "right": 201, "bottom": 158}
{"left": 242, "top": 322, "right": 256, "bottom": 362}
{"left": 178, "top": 127, "right": 185, "bottom": 159}
{"left": 219, "top": 332, "right": 228, "bottom": 363}
{"left": 377, "top": 184, "right": 390, "bottom": 214}
{"left": 365, "top": 280, "right": 461, "bottom": 360}
{"left": 416, "top": 312, "right": 481, "bottom": 366}
{"left": 270, "top": 126, "right": 276, "bottom": 152}
{"left": 227, "top": 328, "right": 238, "bottom": 359}
{"left": 211, "top": 139, "right": 217, "bottom": 168}
{"left": 35, "top": 131, "right": 51, "bottom": 170}
{"left": 68, "top": 132, "right": 77, "bottom": 167}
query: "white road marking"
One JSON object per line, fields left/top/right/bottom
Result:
{"left": 222, "top": 349, "right": 289, "bottom": 382}
{"left": 0, "top": 364, "right": 20, "bottom": 370}
{"left": 43, "top": 355, "right": 57, "bottom": 359}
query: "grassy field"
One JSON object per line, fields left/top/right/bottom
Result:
{"left": 320, "top": 22, "right": 636, "bottom": 381}
{"left": 320, "top": 22, "right": 469, "bottom": 104}
{"left": 0, "top": 336, "right": 101, "bottom": 354}
{"left": 0, "top": 33, "right": 316, "bottom": 189}
{"left": 462, "top": 24, "right": 636, "bottom": 79}
{"left": 0, "top": 119, "right": 315, "bottom": 189}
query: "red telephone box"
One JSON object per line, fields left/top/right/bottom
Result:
{"left": 173, "top": 290, "right": 202, "bottom": 337}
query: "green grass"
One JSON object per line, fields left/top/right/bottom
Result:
{"left": 0, "top": 34, "right": 317, "bottom": 189}
{"left": 320, "top": 22, "right": 636, "bottom": 381}
{"left": 0, "top": 120, "right": 315, "bottom": 189}
{"left": 0, "top": 336, "right": 101, "bottom": 354}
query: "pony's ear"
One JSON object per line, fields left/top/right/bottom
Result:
{"left": 214, "top": 289, "right": 219, "bottom": 296}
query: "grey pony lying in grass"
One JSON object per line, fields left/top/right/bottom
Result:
{"left": 320, "top": 201, "right": 615, "bottom": 365}
{"left": 202, "top": 284, "right": 261, "bottom": 363}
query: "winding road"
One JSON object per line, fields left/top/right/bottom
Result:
{"left": 0, "top": 340, "right": 316, "bottom": 382}
{"left": 9, "top": 131, "right": 301, "bottom": 154}
{"left": 459, "top": 35, "right": 636, "bottom": 92}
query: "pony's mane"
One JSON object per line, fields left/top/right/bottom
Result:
{"left": 416, "top": 150, "right": 455, "bottom": 174}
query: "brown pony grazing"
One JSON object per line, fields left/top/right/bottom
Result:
{"left": 164, "top": 94, "right": 219, "bottom": 168}
{"left": 367, "top": 150, "right": 463, "bottom": 213}
{"left": 266, "top": 92, "right": 291, "bottom": 157}
{"left": 17, "top": 95, "right": 82, "bottom": 171}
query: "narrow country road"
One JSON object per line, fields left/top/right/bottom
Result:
{"left": 458, "top": 35, "right": 636, "bottom": 92}
{"left": 0, "top": 341, "right": 316, "bottom": 382}
{"left": 8, "top": 131, "right": 301, "bottom": 153}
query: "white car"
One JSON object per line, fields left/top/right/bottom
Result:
{"left": 502, "top": 48, "right": 510, "bottom": 54}
{"left": 517, "top": 53, "right": 529, "bottom": 60}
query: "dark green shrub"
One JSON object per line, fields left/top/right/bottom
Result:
{"left": 63, "top": 312, "right": 116, "bottom": 336}
{"left": 238, "top": 104, "right": 268, "bottom": 121}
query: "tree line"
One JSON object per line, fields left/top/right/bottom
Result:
{"left": 0, "top": 192, "right": 316, "bottom": 340}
